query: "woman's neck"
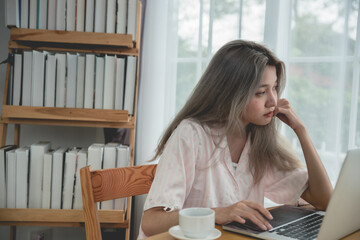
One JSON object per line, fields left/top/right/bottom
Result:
{"left": 227, "top": 131, "right": 247, "bottom": 163}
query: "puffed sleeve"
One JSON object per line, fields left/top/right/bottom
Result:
{"left": 264, "top": 165, "right": 308, "bottom": 205}
{"left": 143, "top": 120, "right": 201, "bottom": 212}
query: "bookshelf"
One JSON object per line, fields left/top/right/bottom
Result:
{"left": 0, "top": 2, "right": 142, "bottom": 240}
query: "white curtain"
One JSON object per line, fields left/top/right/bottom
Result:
{"left": 134, "top": 0, "right": 360, "bottom": 238}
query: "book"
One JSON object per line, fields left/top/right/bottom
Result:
{"left": 73, "top": 148, "right": 87, "bottom": 209}
{"left": 6, "top": 150, "right": 16, "bottom": 208}
{"left": 22, "top": 51, "right": 32, "bottom": 106}
{"left": 103, "top": 55, "right": 116, "bottom": 109}
{"left": 116, "top": 0, "right": 127, "bottom": 34}
{"left": 127, "top": 0, "right": 138, "bottom": 41}
{"left": 47, "top": 0, "right": 56, "bottom": 30}
{"left": 106, "top": 0, "right": 116, "bottom": 33}
{"left": 20, "top": 0, "right": 29, "bottom": 28}
{"left": 84, "top": 54, "right": 95, "bottom": 108}
{"left": 101, "top": 143, "right": 120, "bottom": 209}
{"left": 28, "top": 141, "right": 51, "bottom": 208}
{"left": 56, "top": 0, "right": 66, "bottom": 30}
{"left": 44, "top": 53, "right": 57, "bottom": 107}
{"left": 66, "top": 53, "right": 77, "bottom": 108}
{"left": 42, "top": 150, "right": 53, "bottom": 209}
{"left": 114, "top": 57, "right": 125, "bottom": 110}
{"left": 66, "top": 0, "right": 76, "bottom": 31}
{"left": 55, "top": 53, "right": 67, "bottom": 107}
{"left": 15, "top": 147, "right": 30, "bottom": 208}
{"left": 37, "top": 0, "right": 48, "bottom": 29}
{"left": 114, "top": 145, "right": 130, "bottom": 210}
{"left": 87, "top": 143, "right": 104, "bottom": 170}
{"left": 124, "top": 56, "right": 137, "bottom": 115}
{"left": 76, "top": 54, "right": 85, "bottom": 108}
{"left": 76, "top": 0, "right": 85, "bottom": 31}
{"left": 29, "top": 0, "right": 37, "bottom": 29}
{"left": 7, "top": 63, "right": 14, "bottom": 105}
{"left": 13, "top": 53, "right": 22, "bottom": 106}
{"left": 94, "top": 56, "right": 105, "bottom": 109}
{"left": 51, "top": 147, "right": 67, "bottom": 209}
{"left": 0, "top": 145, "right": 17, "bottom": 208}
{"left": 31, "top": 50, "right": 45, "bottom": 107}
{"left": 85, "top": 0, "right": 95, "bottom": 32}
{"left": 5, "top": 0, "right": 20, "bottom": 27}
{"left": 62, "top": 148, "right": 79, "bottom": 209}
{"left": 94, "top": 0, "right": 106, "bottom": 33}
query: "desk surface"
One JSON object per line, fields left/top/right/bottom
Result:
{"left": 146, "top": 225, "right": 360, "bottom": 240}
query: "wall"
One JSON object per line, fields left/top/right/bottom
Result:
{"left": 0, "top": 0, "right": 104, "bottom": 238}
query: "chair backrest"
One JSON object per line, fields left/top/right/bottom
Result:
{"left": 80, "top": 164, "right": 157, "bottom": 240}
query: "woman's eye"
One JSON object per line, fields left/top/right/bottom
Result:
{"left": 256, "top": 91, "right": 266, "bottom": 96}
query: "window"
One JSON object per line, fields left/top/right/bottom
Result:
{"left": 166, "top": 0, "right": 360, "bottom": 184}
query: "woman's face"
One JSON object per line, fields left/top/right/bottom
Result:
{"left": 242, "top": 65, "right": 278, "bottom": 126}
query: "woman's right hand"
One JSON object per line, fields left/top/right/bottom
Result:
{"left": 213, "top": 200, "right": 273, "bottom": 230}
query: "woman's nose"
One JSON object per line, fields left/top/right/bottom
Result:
{"left": 266, "top": 91, "right": 277, "bottom": 108}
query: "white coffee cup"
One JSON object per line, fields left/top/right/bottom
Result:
{"left": 179, "top": 207, "right": 215, "bottom": 239}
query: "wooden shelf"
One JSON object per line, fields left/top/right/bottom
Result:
{"left": 0, "top": 208, "right": 127, "bottom": 228}
{"left": 8, "top": 28, "right": 139, "bottom": 55}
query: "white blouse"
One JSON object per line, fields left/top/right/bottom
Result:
{"left": 138, "top": 119, "right": 308, "bottom": 239}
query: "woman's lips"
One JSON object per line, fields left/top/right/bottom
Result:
{"left": 264, "top": 111, "right": 274, "bottom": 118}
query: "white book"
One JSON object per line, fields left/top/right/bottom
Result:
{"left": 103, "top": 55, "right": 116, "bottom": 109}
{"left": 85, "top": 0, "right": 95, "bottom": 32}
{"left": 114, "top": 57, "right": 125, "bottom": 110}
{"left": 38, "top": 0, "right": 47, "bottom": 29}
{"left": 94, "top": 56, "right": 105, "bottom": 109}
{"left": 76, "top": 0, "right": 85, "bottom": 31}
{"left": 6, "top": 150, "right": 16, "bottom": 208}
{"left": 101, "top": 143, "right": 119, "bottom": 209}
{"left": 127, "top": 0, "right": 138, "bottom": 41}
{"left": 15, "top": 147, "right": 30, "bottom": 208}
{"left": 44, "top": 54, "right": 57, "bottom": 107}
{"left": 47, "top": 0, "right": 56, "bottom": 30}
{"left": 73, "top": 148, "right": 87, "bottom": 209}
{"left": 84, "top": 54, "right": 95, "bottom": 108}
{"left": 66, "top": 0, "right": 76, "bottom": 31}
{"left": 76, "top": 54, "right": 85, "bottom": 108}
{"left": 51, "top": 147, "right": 67, "bottom": 209}
{"left": 106, "top": 0, "right": 116, "bottom": 33}
{"left": 116, "top": 0, "right": 127, "bottom": 34}
{"left": 22, "top": 51, "right": 32, "bottom": 106}
{"left": 94, "top": 0, "right": 106, "bottom": 33}
{"left": 5, "top": 0, "right": 20, "bottom": 27}
{"left": 29, "top": 0, "right": 37, "bottom": 29}
{"left": 114, "top": 145, "right": 130, "bottom": 210}
{"left": 56, "top": 0, "right": 66, "bottom": 30}
{"left": 66, "top": 53, "right": 77, "bottom": 108}
{"left": 0, "top": 145, "right": 17, "bottom": 208}
{"left": 20, "top": 0, "right": 29, "bottom": 28}
{"left": 42, "top": 150, "right": 53, "bottom": 209}
{"left": 28, "top": 141, "right": 51, "bottom": 208}
{"left": 124, "top": 56, "right": 137, "bottom": 115}
{"left": 13, "top": 53, "right": 22, "bottom": 106}
{"left": 62, "top": 148, "right": 79, "bottom": 209}
{"left": 55, "top": 53, "right": 67, "bottom": 107}
{"left": 87, "top": 143, "right": 104, "bottom": 170}
{"left": 31, "top": 50, "right": 45, "bottom": 107}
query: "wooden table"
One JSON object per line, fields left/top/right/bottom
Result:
{"left": 146, "top": 225, "right": 360, "bottom": 240}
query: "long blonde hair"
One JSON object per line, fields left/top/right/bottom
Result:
{"left": 153, "top": 40, "right": 302, "bottom": 184}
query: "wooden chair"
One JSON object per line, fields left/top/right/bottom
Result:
{"left": 80, "top": 164, "right": 157, "bottom": 240}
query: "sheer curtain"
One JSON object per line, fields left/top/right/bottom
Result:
{"left": 134, "top": 0, "right": 360, "bottom": 238}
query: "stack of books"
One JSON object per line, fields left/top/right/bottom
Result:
{"left": 0, "top": 142, "right": 130, "bottom": 210}
{"left": 9, "top": 52, "right": 137, "bottom": 114}
{"left": 5, "top": 0, "right": 138, "bottom": 39}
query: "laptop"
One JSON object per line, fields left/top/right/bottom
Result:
{"left": 223, "top": 148, "right": 360, "bottom": 240}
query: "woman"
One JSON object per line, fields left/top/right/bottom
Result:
{"left": 138, "top": 40, "right": 333, "bottom": 238}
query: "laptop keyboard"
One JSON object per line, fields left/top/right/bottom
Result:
{"left": 269, "top": 213, "right": 324, "bottom": 240}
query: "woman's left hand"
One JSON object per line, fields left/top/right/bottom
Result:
{"left": 274, "top": 98, "right": 304, "bottom": 132}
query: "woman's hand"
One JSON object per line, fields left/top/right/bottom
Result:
{"left": 274, "top": 98, "right": 304, "bottom": 132}
{"left": 213, "top": 200, "right": 273, "bottom": 230}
